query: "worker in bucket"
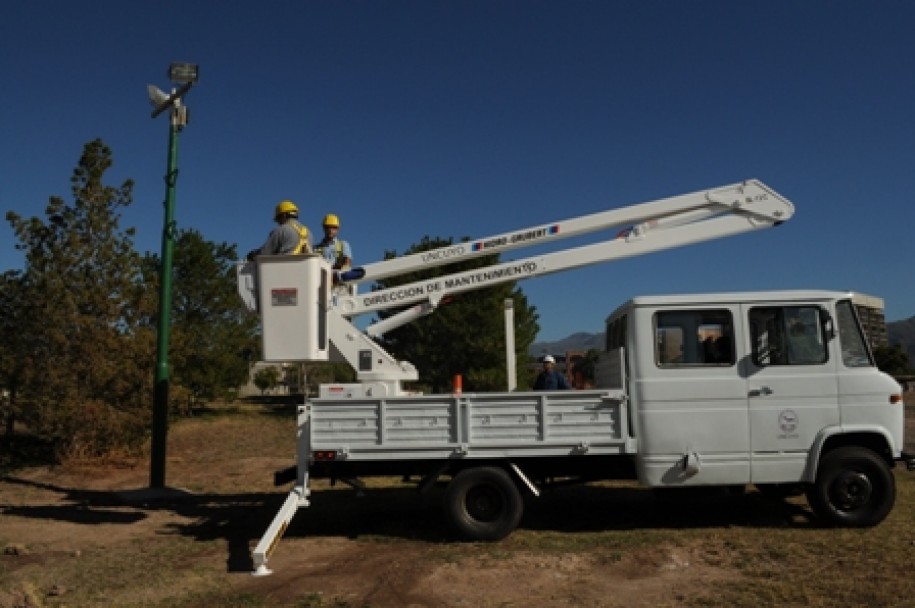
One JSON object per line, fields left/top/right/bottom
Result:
{"left": 533, "top": 355, "right": 570, "bottom": 390}
{"left": 246, "top": 200, "right": 312, "bottom": 261}
{"left": 315, "top": 213, "right": 353, "bottom": 270}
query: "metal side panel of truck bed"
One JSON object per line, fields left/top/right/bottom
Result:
{"left": 307, "top": 389, "right": 633, "bottom": 460}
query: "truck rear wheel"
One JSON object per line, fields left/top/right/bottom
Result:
{"left": 806, "top": 446, "right": 895, "bottom": 527}
{"left": 444, "top": 467, "right": 523, "bottom": 541}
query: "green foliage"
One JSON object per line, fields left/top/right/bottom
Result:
{"left": 374, "top": 236, "right": 539, "bottom": 393}
{"left": 253, "top": 366, "right": 281, "bottom": 394}
{"left": 873, "top": 343, "right": 913, "bottom": 376}
{"left": 303, "top": 362, "right": 356, "bottom": 396}
{"left": 142, "top": 229, "right": 258, "bottom": 406}
{"left": 1, "top": 139, "right": 257, "bottom": 459}
{"left": 5, "top": 139, "right": 150, "bottom": 458}
{"left": 0, "top": 271, "right": 31, "bottom": 444}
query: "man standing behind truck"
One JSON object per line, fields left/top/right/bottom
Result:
{"left": 533, "top": 355, "right": 570, "bottom": 390}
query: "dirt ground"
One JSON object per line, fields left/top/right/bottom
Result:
{"left": 1, "top": 403, "right": 914, "bottom": 607}
{"left": 0, "top": 460, "right": 728, "bottom": 608}
{"left": 0, "top": 451, "right": 729, "bottom": 607}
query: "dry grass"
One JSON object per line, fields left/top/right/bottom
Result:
{"left": 0, "top": 400, "right": 913, "bottom": 607}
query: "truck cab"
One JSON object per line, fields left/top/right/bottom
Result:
{"left": 603, "top": 290, "right": 906, "bottom": 525}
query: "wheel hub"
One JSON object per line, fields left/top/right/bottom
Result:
{"left": 830, "top": 471, "right": 873, "bottom": 510}
{"left": 466, "top": 486, "right": 503, "bottom": 522}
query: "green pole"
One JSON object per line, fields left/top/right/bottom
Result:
{"left": 150, "top": 113, "right": 181, "bottom": 489}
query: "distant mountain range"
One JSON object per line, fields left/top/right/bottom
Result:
{"left": 532, "top": 317, "right": 915, "bottom": 362}
{"left": 530, "top": 332, "right": 605, "bottom": 357}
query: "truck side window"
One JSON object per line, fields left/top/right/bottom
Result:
{"left": 749, "top": 306, "right": 827, "bottom": 366}
{"left": 836, "top": 300, "right": 873, "bottom": 367}
{"left": 654, "top": 310, "right": 734, "bottom": 367}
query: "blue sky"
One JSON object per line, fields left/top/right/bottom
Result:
{"left": 2, "top": 1, "right": 914, "bottom": 341}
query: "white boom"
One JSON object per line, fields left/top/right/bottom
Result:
{"left": 348, "top": 178, "right": 790, "bottom": 286}
{"left": 238, "top": 179, "right": 794, "bottom": 395}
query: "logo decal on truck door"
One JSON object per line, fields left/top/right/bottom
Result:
{"left": 778, "top": 409, "right": 799, "bottom": 437}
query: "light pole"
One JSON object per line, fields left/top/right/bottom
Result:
{"left": 147, "top": 62, "right": 198, "bottom": 489}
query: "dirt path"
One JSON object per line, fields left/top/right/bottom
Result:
{"left": 0, "top": 461, "right": 737, "bottom": 607}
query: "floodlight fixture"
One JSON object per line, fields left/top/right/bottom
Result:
{"left": 169, "top": 62, "right": 199, "bottom": 85}
{"left": 147, "top": 84, "right": 170, "bottom": 107}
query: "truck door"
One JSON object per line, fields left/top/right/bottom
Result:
{"left": 743, "top": 303, "right": 839, "bottom": 483}
{"left": 635, "top": 305, "right": 750, "bottom": 486}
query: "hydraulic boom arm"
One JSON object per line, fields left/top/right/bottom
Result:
{"left": 339, "top": 179, "right": 792, "bottom": 324}
{"left": 353, "top": 179, "right": 789, "bottom": 285}
{"left": 238, "top": 179, "right": 793, "bottom": 394}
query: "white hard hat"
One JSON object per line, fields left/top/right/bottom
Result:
{"left": 543, "top": 355, "right": 555, "bottom": 363}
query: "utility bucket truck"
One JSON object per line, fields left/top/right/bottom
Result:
{"left": 237, "top": 180, "right": 913, "bottom": 576}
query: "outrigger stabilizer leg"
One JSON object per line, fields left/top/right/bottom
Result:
{"left": 251, "top": 486, "right": 310, "bottom": 576}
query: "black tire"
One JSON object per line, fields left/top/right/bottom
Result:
{"left": 806, "top": 446, "right": 895, "bottom": 527}
{"left": 444, "top": 467, "right": 523, "bottom": 541}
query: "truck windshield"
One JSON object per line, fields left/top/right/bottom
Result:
{"left": 836, "top": 300, "right": 873, "bottom": 368}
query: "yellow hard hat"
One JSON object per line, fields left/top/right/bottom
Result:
{"left": 275, "top": 200, "right": 298, "bottom": 219}
{"left": 323, "top": 213, "right": 340, "bottom": 228}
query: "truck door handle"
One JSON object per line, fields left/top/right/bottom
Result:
{"left": 748, "top": 386, "right": 773, "bottom": 397}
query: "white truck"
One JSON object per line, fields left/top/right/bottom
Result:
{"left": 237, "top": 180, "right": 913, "bottom": 576}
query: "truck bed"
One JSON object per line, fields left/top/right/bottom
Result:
{"left": 307, "top": 389, "right": 632, "bottom": 461}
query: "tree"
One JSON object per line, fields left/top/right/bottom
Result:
{"left": 141, "top": 229, "right": 258, "bottom": 407}
{"left": 302, "top": 362, "right": 356, "bottom": 396}
{"left": 0, "top": 271, "right": 33, "bottom": 448}
{"left": 374, "top": 236, "right": 540, "bottom": 393}
{"left": 5, "top": 139, "right": 150, "bottom": 458}
{"left": 253, "top": 366, "right": 281, "bottom": 395}
{"left": 873, "top": 344, "right": 913, "bottom": 377}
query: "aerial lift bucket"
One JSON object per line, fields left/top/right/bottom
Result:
{"left": 256, "top": 254, "right": 332, "bottom": 362}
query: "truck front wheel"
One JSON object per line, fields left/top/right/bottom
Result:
{"left": 444, "top": 467, "right": 523, "bottom": 541}
{"left": 806, "top": 446, "right": 895, "bottom": 527}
